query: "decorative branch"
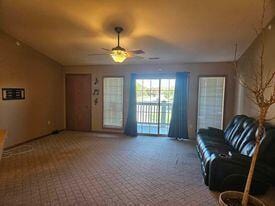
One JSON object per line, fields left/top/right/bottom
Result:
{"left": 231, "top": 0, "right": 275, "bottom": 205}
{"left": 265, "top": 116, "right": 275, "bottom": 122}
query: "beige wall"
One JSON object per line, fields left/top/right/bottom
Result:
{"left": 0, "top": 31, "right": 65, "bottom": 148}
{"left": 65, "top": 62, "right": 236, "bottom": 138}
{"left": 0, "top": 28, "right": 237, "bottom": 145}
{"left": 235, "top": 17, "right": 275, "bottom": 121}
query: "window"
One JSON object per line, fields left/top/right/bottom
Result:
{"left": 103, "top": 77, "right": 124, "bottom": 128}
{"left": 197, "top": 77, "right": 225, "bottom": 130}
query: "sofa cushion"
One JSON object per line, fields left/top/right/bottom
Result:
{"left": 224, "top": 115, "right": 247, "bottom": 141}
{"left": 229, "top": 118, "right": 256, "bottom": 152}
{"left": 240, "top": 125, "right": 275, "bottom": 159}
{"left": 197, "top": 133, "right": 235, "bottom": 180}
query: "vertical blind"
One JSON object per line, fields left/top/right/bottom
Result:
{"left": 103, "top": 77, "right": 124, "bottom": 128}
{"left": 197, "top": 77, "right": 225, "bottom": 130}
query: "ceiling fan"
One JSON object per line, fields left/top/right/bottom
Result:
{"left": 89, "top": 26, "right": 145, "bottom": 63}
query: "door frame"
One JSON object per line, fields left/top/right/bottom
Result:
{"left": 136, "top": 77, "right": 176, "bottom": 136}
{"left": 65, "top": 73, "right": 92, "bottom": 131}
{"left": 195, "top": 75, "right": 227, "bottom": 132}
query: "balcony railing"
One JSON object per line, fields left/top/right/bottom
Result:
{"left": 136, "top": 101, "right": 173, "bottom": 135}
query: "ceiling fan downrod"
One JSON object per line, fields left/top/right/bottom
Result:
{"left": 115, "top": 26, "right": 123, "bottom": 47}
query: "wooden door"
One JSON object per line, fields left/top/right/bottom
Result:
{"left": 66, "top": 74, "right": 91, "bottom": 131}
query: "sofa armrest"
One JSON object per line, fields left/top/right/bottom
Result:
{"left": 197, "top": 127, "right": 224, "bottom": 138}
{"left": 208, "top": 153, "right": 275, "bottom": 191}
{"left": 208, "top": 127, "right": 224, "bottom": 136}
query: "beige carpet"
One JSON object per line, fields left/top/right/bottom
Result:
{"left": 0, "top": 131, "right": 274, "bottom": 205}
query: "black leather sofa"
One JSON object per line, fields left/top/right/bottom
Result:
{"left": 196, "top": 115, "right": 275, "bottom": 194}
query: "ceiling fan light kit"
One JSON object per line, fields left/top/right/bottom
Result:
{"left": 111, "top": 42, "right": 127, "bottom": 63}
{"left": 89, "top": 26, "right": 146, "bottom": 63}
{"left": 110, "top": 27, "right": 127, "bottom": 63}
{"left": 111, "top": 48, "right": 127, "bottom": 63}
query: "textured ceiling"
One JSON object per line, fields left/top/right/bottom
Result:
{"left": 0, "top": 0, "right": 274, "bottom": 65}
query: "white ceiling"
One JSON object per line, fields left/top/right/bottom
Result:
{"left": 1, "top": 0, "right": 274, "bottom": 65}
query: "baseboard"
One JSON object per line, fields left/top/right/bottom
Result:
{"left": 5, "top": 129, "right": 65, "bottom": 150}
{"left": 90, "top": 130, "right": 123, "bottom": 134}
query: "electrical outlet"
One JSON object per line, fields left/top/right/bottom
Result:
{"left": 47, "top": 121, "right": 51, "bottom": 125}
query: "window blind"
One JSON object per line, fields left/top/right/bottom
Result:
{"left": 197, "top": 77, "right": 225, "bottom": 130}
{"left": 103, "top": 77, "right": 124, "bottom": 128}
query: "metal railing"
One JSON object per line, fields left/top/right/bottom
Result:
{"left": 136, "top": 101, "right": 173, "bottom": 134}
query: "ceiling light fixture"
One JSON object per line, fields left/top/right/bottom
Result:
{"left": 88, "top": 26, "right": 146, "bottom": 62}
{"left": 111, "top": 47, "right": 127, "bottom": 63}
{"left": 110, "top": 27, "right": 127, "bottom": 63}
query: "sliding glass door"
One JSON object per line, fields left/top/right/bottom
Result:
{"left": 197, "top": 76, "right": 226, "bottom": 130}
{"left": 136, "top": 78, "right": 175, "bottom": 135}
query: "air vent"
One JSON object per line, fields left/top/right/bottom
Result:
{"left": 148, "top": 57, "right": 160, "bottom": 60}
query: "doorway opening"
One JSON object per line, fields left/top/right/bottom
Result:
{"left": 136, "top": 78, "right": 175, "bottom": 135}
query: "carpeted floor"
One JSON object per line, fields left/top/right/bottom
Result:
{"left": 0, "top": 131, "right": 274, "bottom": 205}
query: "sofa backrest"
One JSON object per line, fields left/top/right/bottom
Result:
{"left": 224, "top": 115, "right": 257, "bottom": 155}
{"left": 224, "top": 116, "right": 275, "bottom": 168}
{"left": 229, "top": 118, "right": 256, "bottom": 152}
{"left": 224, "top": 115, "right": 248, "bottom": 142}
{"left": 236, "top": 123, "right": 257, "bottom": 153}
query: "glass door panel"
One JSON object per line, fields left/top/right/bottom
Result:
{"left": 136, "top": 78, "right": 175, "bottom": 135}
{"left": 159, "top": 79, "right": 175, "bottom": 135}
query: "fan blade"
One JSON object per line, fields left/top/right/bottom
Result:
{"left": 148, "top": 57, "right": 160, "bottom": 60}
{"left": 128, "top": 50, "right": 145, "bottom": 55}
{"left": 88, "top": 53, "right": 109, "bottom": 56}
{"left": 126, "top": 52, "right": 134, "bottom": 58}
{"left": 101, "top": 48, "right": 111, "bottom": 51}
{"left": 128, "top": 55, "right": 145, "bottom": 59}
